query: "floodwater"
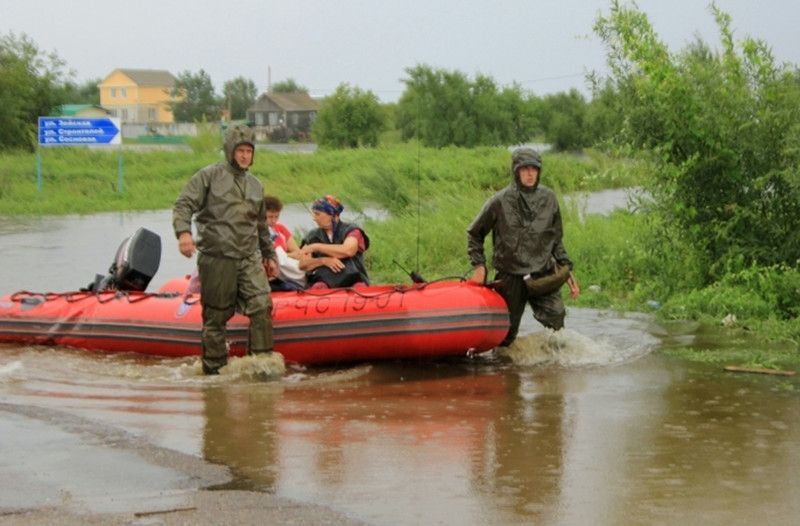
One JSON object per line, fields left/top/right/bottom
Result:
{"left": 1, "top": 196, "right": 798, "bottom": 525}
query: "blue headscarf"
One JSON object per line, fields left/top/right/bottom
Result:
{"left": 311, "top": 195, "right": 344, "bottom": 218}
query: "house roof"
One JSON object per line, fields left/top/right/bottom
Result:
{"left": 252, "top": 92, "right": 321, "bottom": 112}
{"left": 112, "top": 69, "right": 177, "bottom": 87}
{"left": 56, "top": 104, "right": 110, "bottom": 116}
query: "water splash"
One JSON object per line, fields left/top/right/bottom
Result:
{"left": 220, "top": 352, "right": 286, "bottom": 380}
{"left": 501, "top": 329, "right": 652, "bottom": 367}
{"left": 0, "top": 360, "right": 23, "bottom": 383}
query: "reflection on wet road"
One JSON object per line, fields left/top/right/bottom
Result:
{"left": 1, "top": 319, "right": 798, "bottom": 524}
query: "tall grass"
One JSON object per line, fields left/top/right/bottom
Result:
{"left": 0, "top": 148, "right": 219, "bottom": 215}
{"left": 0, "top": 144, "right": 644, "bottom": 216}
{"left": 185, "top": 120, "right": 222, "bottom": 154}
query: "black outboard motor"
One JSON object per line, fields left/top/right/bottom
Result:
{"left": 88, "top": 227, "right": 162, "bottom": 292}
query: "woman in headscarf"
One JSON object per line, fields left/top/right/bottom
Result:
{"left": 299, "top": 195, "right": 370, "bottom": 289}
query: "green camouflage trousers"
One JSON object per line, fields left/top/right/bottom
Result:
{"left": 495, "top": 271, "right": 566, "bottom": 346}
{"left": 197, "top": 251, "right": 273, "bottom": 373}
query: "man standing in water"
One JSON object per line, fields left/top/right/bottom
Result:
{"left": 173, "top": 125, "right": 277, "bottom": 374}
{"left": 467, "top": 147, "right": 580, "bottom": 347}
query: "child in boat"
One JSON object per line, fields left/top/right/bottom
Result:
{"left": 263, "top": 195, "right": 307, "bottom": 291}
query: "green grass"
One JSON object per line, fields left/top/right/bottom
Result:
{"left": 0, "top": 148, "right": 216, "bottom": 214}
{"left": 0, "top": 144, "right": 644, "bottom": 216}
{"left": 662, "top": 346, "right": 800, "bottom": 369}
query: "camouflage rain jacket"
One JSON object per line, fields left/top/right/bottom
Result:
{"left": 173, "top": 129, "right": 275, "bottom": 261}
{"left": 467, "top": 148, "right": 573, "bottom": 276}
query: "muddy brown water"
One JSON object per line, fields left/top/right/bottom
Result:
{"left": 1, "top": 201, "right": 798, "bottom": 525}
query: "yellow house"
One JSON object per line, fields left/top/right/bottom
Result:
{"left": 99, "top": 69, "right": 178, "bottom": 124}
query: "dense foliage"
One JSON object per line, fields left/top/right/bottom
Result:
{"left": 595, "top": 1, "right": 800, "bottom": 280}
{"left": 60, "top": 78, "right": 101, "bottom": 106}
{"left": 270, "top": 78, "right": 308, "bottom": 94}
{"left": 0, "top": 32, "right": 71, "bottom": 151}
{"left": 538, "top": 89, "right": 589, "bottom": 151}
{"left": 312, "top": 84, "right": 386, "bottom": 148}
{"left": 395, "top": 64, "right": 539, "bottom": 148}
{"left": 222, "top": 77, "right": 257, "bottom": 120}
{"left": 393, "top": 64, "right": 611, "bottom": 152}
{"left": 169, "top": 69, "right": 222, "bottom": 122}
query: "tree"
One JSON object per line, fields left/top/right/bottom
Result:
{"left": 59, "top": 78, "right": 101, "bottom": 105}
{"left": 0, "top": 32, "right": 70, "bottom": 150}
{"left": 169, "top": 69, "right": 221, "bottom": 122}
{"left": 312, "top": 84, "right": 386, "bottom": 148}
{"left": 584, "top": 77, "right": 625, "bottom": 148}
{"left": 595, "top": 0, "right": 800, "bottom": 276}
{"left": 538, "top": 89, "right": 588, "bottom": 151}
{"left": 396, "top": 64, "right": 537, "bottom": 147}
{"left": 270, "top": 78, "right": 308, "bottom": 94}
{"left": 222, "top": 76, "right": 257, "bottom": 120}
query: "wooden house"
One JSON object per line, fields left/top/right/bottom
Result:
{"left": 246, "top": 92, "right": 320, "bottom": 141}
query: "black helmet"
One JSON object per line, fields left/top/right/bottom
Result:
{"left": 511, "top": 147, "right": 542, "bottom": 176}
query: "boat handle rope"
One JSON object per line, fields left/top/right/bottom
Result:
{"left": 294, "top": 285, "right": 416, "bottom": 300}
{"left": 10, "top": 291, "right": 62, "bottom": 303}
{"left": 292, "top": 275, "right": 469, "bottom": 300}
{"left": 8, "top": 276, "right": 482, "bottom": 306}
{"left": 9, "top": 289, "right": 183, "bottom": 305}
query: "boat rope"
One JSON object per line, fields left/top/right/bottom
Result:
{"left": 9, "top": 289, "right": 183, "bottom": 305}
{"left": 290, "top": 284, "right": 422, "bottom": 301}
{"left": 290, "top": 275, "right": 470, "bottom": 300}
{"left": 7, "top": 277, "right": 482, "bottom": 307}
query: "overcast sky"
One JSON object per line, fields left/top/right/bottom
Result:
{"left": 2, "top": 0, "right": 798, "bottom": 102}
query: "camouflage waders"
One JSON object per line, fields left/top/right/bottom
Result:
{"left": 495, "top": 271, "right": 565, "bottom": 347}
{"left": 197, "top": 251, "right": 273, "bottom": 374}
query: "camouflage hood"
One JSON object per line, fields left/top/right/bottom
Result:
{"left": 223, "top": 125, "right": 256, "bottom": 170}
{"left": 511, "top": 147, "right": 542, "bottom": 190}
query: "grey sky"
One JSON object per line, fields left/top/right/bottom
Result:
{"left": 2, "top": 0, "right": 798, "bottom": 102}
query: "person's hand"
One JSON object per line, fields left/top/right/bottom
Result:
{"left": 324, "top": 257, "right": 345, "bottom": 272}
{"left": 265, "top": 258, "right": 279, "bottom": 278}
{"left": 567, "top": 273, "right": 581, "bottom": 299}
{"left": 469, "top": 265, "right": 486, "bottom": 284}
{"left": 178, "top": 232, "right": 195, "bottom": 258}
{"left": 299, "top": 243, "right": 317, "bottom": 257}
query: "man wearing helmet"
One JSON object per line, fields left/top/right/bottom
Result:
{"left": 173, "top": 125, "right": 278, "bottom": 374}
{"left": 467, "top": 147, "right": 580, "bottom": 346}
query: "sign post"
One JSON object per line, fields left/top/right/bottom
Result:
{"left": 36, "top": 116, "right": 123, "bottom": 193}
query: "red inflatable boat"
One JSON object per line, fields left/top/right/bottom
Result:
{"left": 0, "top": 277, "right": 509, "bottom": 365}
{"left": 0, "top": 227, "right": 508, "bottom": 365}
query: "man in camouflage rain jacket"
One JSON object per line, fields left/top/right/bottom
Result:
{"left": 467, "top": 147, "right": 580, "bottom": 346}
{"left": 173, "top": 125, "right": 277, "bottom": 374}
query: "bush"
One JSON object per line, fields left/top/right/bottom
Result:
{"left": 594, "top": 2, "right": 800, "bottom": 280}
{"left": 312, "top": 84, "right": 386, "bottom": 148}
{"left": 661, "top": 264, "right": 800, "bottom": 321}
{"left": 185, "top": 119, "right": 221, "bottom": 154}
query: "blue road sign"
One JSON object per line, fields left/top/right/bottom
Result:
{"left": 38, "top": 117, "right": 121, "bottom": 146}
